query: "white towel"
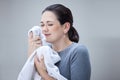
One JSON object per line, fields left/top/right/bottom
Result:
{"left": 17, "top": 26, "right": 67, "bottom": 80}
{"left": 28, "top": 26, "right": 47, "bottom": 46}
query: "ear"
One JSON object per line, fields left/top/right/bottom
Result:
{"left": 63, "top": 22, "right": 70, "bottom": 34}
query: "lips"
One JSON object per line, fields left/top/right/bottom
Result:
{"left": 44, "top": 34, "right": 51, "bottom": 37}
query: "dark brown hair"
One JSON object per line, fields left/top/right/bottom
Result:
{"left": 42, "top": 4, "right": 79, "bottom": 43}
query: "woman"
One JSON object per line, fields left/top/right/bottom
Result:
{"left": 28, "top": 4, "right": 91, "bottom": 80}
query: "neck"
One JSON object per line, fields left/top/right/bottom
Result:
{"left": 52, "top": 38, "right": 73, "bottom": 52}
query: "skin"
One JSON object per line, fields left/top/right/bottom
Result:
{"left": 28, "top": 11, "right": 72, "bottom": 80}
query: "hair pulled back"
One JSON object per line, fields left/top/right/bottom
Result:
{"left": 42, "top": 4, "right": 79, "bottom": 43}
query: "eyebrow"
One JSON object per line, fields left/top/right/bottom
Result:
{"left": 40, "top": 21, "right": 54, "bottom": 23}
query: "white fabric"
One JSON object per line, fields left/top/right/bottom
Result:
{"left": 17, "top": 26, "right": 67, "bottom": 80}
{"left": 28, "top": 26, "right": 47, "bottom": 46}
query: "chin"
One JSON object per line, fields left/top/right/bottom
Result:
{"left": 46, "top": 39, "right": 52, "bottom": 43}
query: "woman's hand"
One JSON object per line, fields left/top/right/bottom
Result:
{"left": 34, "top": 55, "right": 47, "bottom": 76}
{"left": 34, "top": 55, "right": 56, "bottom": 80}
{"left": 28, "top": 32, "right": 42, "bottom": 57}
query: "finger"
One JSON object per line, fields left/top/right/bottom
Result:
{"left": 39, "top": 55, "right": 46, "bottom": 71}
{"left": 39, "top": 55, "right": 44, "bottom": 63}
{"left": 33, "top": 36, "right": 42, "bottom": 46}
{"left": 34, "top": 55, "right": 41, "bottom": 75}
{"left": 34, "top": 55, "right": 40, "bottom": 67}
{"left": 35, "top": 40, "right": 42, "bottom": 44}
{"left": 33, "top": 40, "right": 42, "bottom": 47}
{"left": 34, "top": 55, "right": 39, "bottom": 63}
{"left": 33, "top": 36, "right": 41, "bottom": 41}
{"left": 29, "top": 31, "right": 33, "bottom": 39}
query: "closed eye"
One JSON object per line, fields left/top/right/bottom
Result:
{"left": 48, "top": 24, "right": 53, "bottom": 26}
{"left": 40, "top": 24, "right": 44, "bottom": 27}
{"left": 41, "top": 25, "right": 44, "bottom": 27}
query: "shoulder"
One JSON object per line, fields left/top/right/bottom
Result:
{"left": 70, "top": 43, "right": 89, "bottom": 61}
{"left": 72, "top": 43, "right": 88, "bottom": 54}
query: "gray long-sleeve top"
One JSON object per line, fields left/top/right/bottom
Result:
{"left": 55, "top": 42, "right": 91, "bottom": 80}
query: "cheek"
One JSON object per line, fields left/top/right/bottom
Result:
{"left": 46, "top": 27, "right": 64, "bottom": 43}
{"left": 52, "top": 26, "right": 63, "bottom": 34}
{"left": 49, "top": 26, "right": 63, "bottom": 39}
{"left": 53, "top": 29, "right": 64, "bottom": 39}
{"left": 53, "top": 25, "right": 61, "bottom": 30}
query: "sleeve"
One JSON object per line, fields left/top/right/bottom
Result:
{"left": 70, "top": 45, "right": 91, "bottom": 80}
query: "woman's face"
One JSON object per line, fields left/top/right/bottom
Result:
{"left": 40, "top": 11, "right": 65, "bottom": 43}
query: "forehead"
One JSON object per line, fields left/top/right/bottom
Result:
{"left": 41, "top": 11, "right": 58, "bottom": 22}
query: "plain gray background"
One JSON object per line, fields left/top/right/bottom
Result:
{"left": 0, "top": 0, "right": 120, "bottom": 80}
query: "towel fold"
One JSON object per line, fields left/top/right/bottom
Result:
{"left": 17, "top": 26, "right": 67, "bottom": 80}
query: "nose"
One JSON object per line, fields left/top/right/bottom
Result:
{"left": 42, "top": 25, "right": 48, "bottom": 32}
